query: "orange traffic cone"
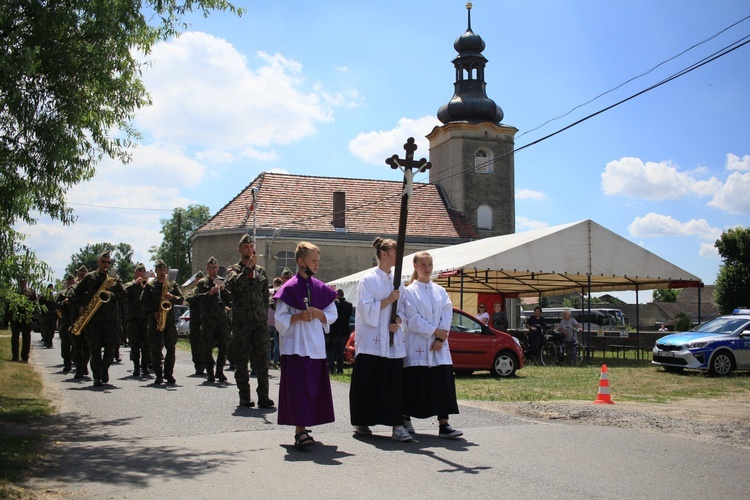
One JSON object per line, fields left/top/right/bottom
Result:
{"left": 593, "top": 364, "right": 615, "bottom": 404}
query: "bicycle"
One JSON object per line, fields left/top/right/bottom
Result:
{"left": 540, "top": 331, "right": 585, "bottom": 367}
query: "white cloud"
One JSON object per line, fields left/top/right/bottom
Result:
{"left": 516, "top": 189, "right": 546, "bottom": 200}
{"left": 726, "top": 153, "right": 750, "bottom": 171}
{"left": 601, "top": 157, "right": 721, "bottom": 200}
{"left": 348, "top": 116, "right": 441, "bottom": 165}
{"left": 699, "top": 242, "right": 719, "bottom": 258}
{"left": 627, "top": 213, "right": 722, "bottom": 241}
{"left": 707, "top": 155, "right": 750, "bottom": 214}
{"left": 516, "top": 216, "right": 549, "bottom": 231}
{"left": 136, "top": 32, "right": 356, "bottom": 155}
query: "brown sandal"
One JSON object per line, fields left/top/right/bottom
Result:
{"left": 294, "top": 430, "right": 315, "bottom": 449}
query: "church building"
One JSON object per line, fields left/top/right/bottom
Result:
{"left": 191, "top": 4, "right": 516, "bottom": 282}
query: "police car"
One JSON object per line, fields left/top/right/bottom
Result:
{"left": 652, "top": 309, "right": 750, "bottom": 376}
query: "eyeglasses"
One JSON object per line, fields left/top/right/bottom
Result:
{"left": 478, "top": 305, "right": 485, "bottom": 309}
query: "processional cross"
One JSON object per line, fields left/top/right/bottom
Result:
{"left": 385, "top": 137, "right": 431, "bottom": 345}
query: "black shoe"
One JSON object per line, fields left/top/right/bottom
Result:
{"left": 195, "top": 368, "right": 205, "bottom": 375}
{"left": 63, "top": 365, "right": 72, "bottom": 373}
{"left": 101, "top": 371, "right": 109, "bottom": 383}
{"left": 93, "top": 379, "right": 103, "bottom": 387}
{"left": 258, "top": 398, "right": 275, "bottom": 408}
{"left": 239, "top": 398, "right": 255, "bottom": 407}
{"left": 133, "top": 369, "right": 140, "bottom": 377}
{"left": 154, "top": 377, "right": 163, "bottom": 385}
{"left": 142, "top": 369, "right": 150, "bottom": 376}
{"left": 206, "top": 375, "right": 215, "bottom": 383}
{"left": 74, "top": 371, "right": 84, "bottom": 379}
{"left": 216, "top": 371, "right": 227, "bottom": 382}
{"left": 165, "top": 376, "right": 176, "bottom": 384}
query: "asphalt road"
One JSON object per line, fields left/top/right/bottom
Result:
{"left": 26, "top": 338, "right": 750, "bottom": 499}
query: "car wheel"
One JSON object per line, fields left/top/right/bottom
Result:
{"left": 708, "top": 350, "right": 734, "bottom": 376}
{"left": 490, "top": 351, "right": 518, "bottom": 378}
{"left": 540, "top": 342, "right": 557, "bottom": 366}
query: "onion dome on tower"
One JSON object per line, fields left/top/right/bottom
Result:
{"left": 437, "top": 2, "right": 504, "bottom": 125}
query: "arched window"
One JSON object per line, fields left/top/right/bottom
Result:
{"left": 477, "top": 205, "right": 492, "bottom": 230}
{"left": 474, "top": 149, "right": 494, "bottom": 173}
{"left": 275, "top": 251, "right": 295, "bottom": 278}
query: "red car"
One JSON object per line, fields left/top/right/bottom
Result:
{"left": 344, "top": 307, "right": 524, "bottom": 377}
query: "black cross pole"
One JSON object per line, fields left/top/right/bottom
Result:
{"left": 385, "top": 137, "right": 431, "bottom": 345}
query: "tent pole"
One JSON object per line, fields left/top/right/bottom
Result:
{"left": 586, "top": 277, "right": 592, "bottom": 366}
{"left": 698, "top": 284, "right": 702, "bottom": 324}
{"left": 460, "top": 269, "right": 464, "bottom": 311}
{"left": 635, "top": 285, "right": 640, "bottom": 359}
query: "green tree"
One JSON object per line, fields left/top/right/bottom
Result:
{"left": 653, "top": 289, "right": 679, "bottom": 302}
{"left": 149, "top": 204, "right": 211, "bottom": 281}
{"left": 714, "top": 227, "right": 750, "bottom": 314}
{"left": 0, "top": 0, "right": 242, "bottom": 316}
{"left": 673, "top": 312, "right": 693, "bottom": 332}
{"left": 65, "top": 242, "right": 136, "bottom": 283}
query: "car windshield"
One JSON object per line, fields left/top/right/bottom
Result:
{"left": 452, "top": 312, "right": 482, "bottom": 333}
{"left": 690, "top": 317, "right": 750, "bottom": 335}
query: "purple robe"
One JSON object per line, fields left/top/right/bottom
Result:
{"left": 274, "top": 273, "right": 336, "bottom": 310}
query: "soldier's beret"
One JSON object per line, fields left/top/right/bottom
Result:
{"left": 207, "top": 256, "right": 218, "bottom": 265}
{"left": 65, "top": 274, "right": 75, "bottom": 281}
{"left": 135, "top": 263, "right": 146, "bottom": 272}
{"left": 239, "top": 234, "right": 253, "bottom": 245}
{"left": 155, "top": 259, "right": 168, "bottom": 269}
{"left": 282, "top": 267, "right": 293, "bottom": 277}
{"left": 77, "top": 265, "right": 88, "bottom": 273}
{"left": 99, "top": 251, "right": 111, "bottom": 259}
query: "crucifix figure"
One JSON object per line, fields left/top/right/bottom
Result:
{"left": 384, "top": 137, "right": 431, "bottom": 345}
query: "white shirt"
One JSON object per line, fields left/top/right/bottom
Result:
{"left": 275, "top": 299, "right": 338, "bottom": 359}
{"left": 401, "top": 280, "right": 454, "bottom": 367}
{"left": 354, "top": 267, "right": 406, "bottom": 359}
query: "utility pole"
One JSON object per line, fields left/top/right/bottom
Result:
{"left": 175, "top": 208, "right": 182, "bottom": 279}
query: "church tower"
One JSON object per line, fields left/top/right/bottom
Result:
{"left": 427, "top": 3, "right": 517, "bottom": 238}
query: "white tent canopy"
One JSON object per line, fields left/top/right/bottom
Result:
{"left": 329, "top": 219, "right": 702, "bottom": 303}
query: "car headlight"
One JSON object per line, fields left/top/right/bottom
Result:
{"left": 512, "top": 337, "right": 521, "bottom": 347}
{"left": 687, "top": 341, "right": 709, "bottom": 349}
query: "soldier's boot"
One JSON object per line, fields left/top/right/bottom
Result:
{"left": 205, "top": 361, "right": 215, "bottom": 382}
{"left": 239, "top": 390, "right": 254, "bottom": 407}
{"left": 154, "top": 367, "right": 163, "bottom": 385}
{"left": 133, "top": 360, "right": 140, "bottom": 377}
{"left": 215, "top": 367, "right": 227, "bottom": 382}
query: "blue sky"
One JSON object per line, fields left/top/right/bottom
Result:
{"left": 20, "top": 1, "right": 750, "bottom": 301}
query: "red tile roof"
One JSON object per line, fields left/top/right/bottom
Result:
{"left": 196, "top": 172, "right": 477, "bottom": 239}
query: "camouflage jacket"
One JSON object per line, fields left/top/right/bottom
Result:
{"left": 73, "top": 271, "right": 126, "bottom": 323}
{"left": 194, "top": 276, "right": 230, "bottom": 320}
{"left": 140, "top": 279, "right": 183, "bottom": 322}
{"left": 225, "top": 262, "right": 269, "bottom": 324}
{"left": 124, "top": 279, "right": 148, "bottom": 321}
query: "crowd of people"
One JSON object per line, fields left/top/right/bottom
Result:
{"left": 5, "top": 235, "right": 464, "bottom": 450}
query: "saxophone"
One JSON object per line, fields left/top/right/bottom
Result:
{"left": 156, "top": 278, "right": 173, "bottom": 332}
{"left": 71, "top": 274, "right": 116, "bottom": 336}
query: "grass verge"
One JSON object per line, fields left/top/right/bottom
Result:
{"left": 0, "top": 331, "right": 54, "bottom": 498}
{"left": 331, "top": 354, "right": 750, "bottom": 404}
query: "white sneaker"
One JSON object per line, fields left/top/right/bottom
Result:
{"left": 354, "top": 426, "right": 372, "bottom": 436}
{"left": 391, "top": 426, "right": 414, "bottom": 442}
{"left": 438, "top": 424, "right": 463, "bottom": 438}
{"left": 403, "top": 419, "right": 415, "bottom": 434}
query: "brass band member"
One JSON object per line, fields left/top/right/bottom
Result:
{"left": 70, "top": 265, "right": 91, "bottom": 379}
{"left": 55, "top": 274, "right": 76, "bottom": 372}
{"left": 124, "top": 263, "right": 151, "bottom": 377}
{"left": 73, "top": 252, "right": 125, "bottom": 387}
{"left": 140, "top": 259, "right": 183, "bottom": 385}
{"left": 195, "top": 257, "right": 230, "bottom": 383}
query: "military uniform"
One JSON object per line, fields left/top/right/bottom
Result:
{"left": 185, "top": 288, "right": 204, "bottom": 375}
{"left": 140, "top": 276, "right": 183, "bottom": 384}
{"left": 73, "top": 270, "right": 125, "bottom": 385}
{"left": 39, "top": 286, "right": 58, "bottom": 348}
{"left": 55, "top": 279, "right": 75, "bottom": 371}
{"left": 69, "top": 270, "right": 92, "bottom": 378}
{"left": 195, "top": 274, "right": 230, "bottom": 382}
{"left": 124, "top": 276, "right": 150, "bottom": 376}
{"left": 9, "top": 282, "right": 37, "bottom": 362}
{"left": 225, "top": 261, "right": 272, "bottom": 406}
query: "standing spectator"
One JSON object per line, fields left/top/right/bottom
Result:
{"left": 225, "top": 234, "right": 274, "bottom": 408}
{"left": 525, "top": 306, "right": 548, "bottom": 359}
{"left": 195, "top": 258, "right": 230, "bottom": 383}
{"left": 268, "top": 277, "right": 283, "bottom": 369}
{"left": 73, "top": 252, "right": 125, "bottom": 387}
{"left": 327, "top": 289, "right": 352, "bottom": 375}
{"left": 476, "top": 303, "right": 490, "bottom": 325}
{"left": 39, "top": 283, "right": 57, "bottom": 348}
{"left": 8, "top": 277, "right": 38, "bottom": 363}
{"left": 124, "top": 263, "right": 150, "bottom": 377}
{"left": 349, "top": 237, "right": 412, "bottom": 442}
{"left": 56, "top": 275, "right": 76, "bottom": 372}
{"left": 140, "top": 259, "right": 183, "bottom": 385}
{"left": 274, "top": 242, "right": 338, "bottom": 449}
{"left": 400, "top": 251, "right": 463, "bottom": 438}
{"left": 491, "top": 302, "right": 509, "bottom": 331}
